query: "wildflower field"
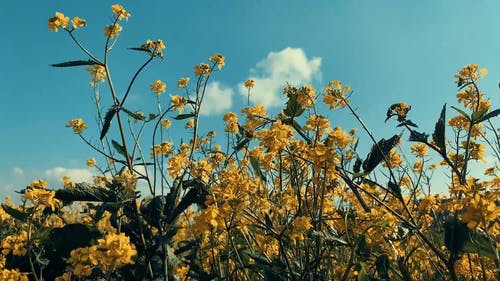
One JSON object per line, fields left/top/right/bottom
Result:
{"left": 0, "top": 3, "right": 499, "bottom": 281}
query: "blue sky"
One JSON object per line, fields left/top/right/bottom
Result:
{"left": 1, "top": 0, "right": 499, "bottom": 199}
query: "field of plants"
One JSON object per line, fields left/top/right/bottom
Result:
{"left": 0, "top": 4, "right": 498, "bottom": 281}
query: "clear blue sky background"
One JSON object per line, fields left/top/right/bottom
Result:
{"left": 1, "top": 0, "right": 499, "bottom": 199}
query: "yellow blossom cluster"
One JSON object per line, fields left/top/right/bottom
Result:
{"left": 177, "top": 77, "right": 189, "bottom": 88}
{"left": 65, "top": 118, "right": 88, "bottom": 134}
{"left": 209, "top": 53, "right": 225, "bottom": 70}
{"left": 322, "top": 80, "right": 350, "bottom": 109}
{"left": 140, "top": 39, "right": 166, "bottom": 58}
{"left": 150, "top": 79, "right": 166, "bottom": 95}
{"left": 24, "top": 179, "right": 60, "bottom": 210}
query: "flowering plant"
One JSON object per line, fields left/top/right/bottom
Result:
{"left": 0, "top": 4, "right": 498, "bottom": 281}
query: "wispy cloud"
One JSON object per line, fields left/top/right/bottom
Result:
{"left": 44, "top": 167, "right": 94, "bottom": 185}
{"left": 238, "top": 47, "right": 322, "bottom": 108}
{"left": 12, "top": 167, "right": 23, "bottom": 175}
{"left": 199, "top": 82, "right": 234, "bottom": 116}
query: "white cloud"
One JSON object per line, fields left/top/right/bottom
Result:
{"left": 12, "top": 167, "right": 23, "bottom": 175}
{"left": 199, "top": 82, "right": 233, "bottom": 115}
{"left": 239, "top": 47, "right": 322, "bottom": 108}
{"left": 44, "top": 167, "right": 94, "bottom": 184}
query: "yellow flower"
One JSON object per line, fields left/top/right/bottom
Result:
{"left": 382, "top": 148, "right": 402, "bottom": 169}
{"left": 170, "top": 95, "right": 188, "bottom": 113}
{"left": 24, "top": 184, "right": 60, "bottom": 211}
{"left": 0, "top": 268, "right": 29, "bottom": 281}
{"left": 184, "top": 119, "right": 194, "bottom": 128}
{"left": 66, "top": 118, "right": 88, "bottom": 134}
{"left": 322, "top": 80, "right": 350, "bottom": 109}
{"left": 1, "top": 231, "right": 28, "bottom": 256}
{"left": 410, "top": 143, "right": 428, "bottom": 157}
{"left": 244, "top": 79, "right": 255, "bottom": 89}
{"left": 161, "top": 119, "right": 171, "bottom": 128}
{"left": 62, "top": 176, "right": 76, "bottom": 188}
{"left": 48, "top": 12, "right": 69, "bottom": 32}
{"left": 140, "top": 39, "right": 166, "bottom": 58}
{"left": 223, "top": 112, "right": 239, "bottom": 133}
{"left": 178, "top": 77, "right": 190, "bottom": 88}
{"left": 112, "top": 169, "right": 137, "bottom": 194}
{"left": 86, "top": 64, "right": 106, "bottom": 83}
{"left": 96, "top": 233, "right": 137, "bottom": 270}
{"left": 151, "top": 141, "right": 173, "bottom": 157}
{"left": 71, "top": 16, "right": 86, "bottom": 29}
{"left": 111, "top": 4, "right": 131, "bottom": 21}
{"left": 104, "top": 23, "right": 122, "bottom": 39}
{"left": 86, "top": 158, "right": 96, "bottom": 167}
{"left": 150, "top": 80, "right": 166, "bottom": 95}
{"left": 194, "top": 63, "right": 211, "bottom": 76}
{"left": 209, "top": 53, "right": 225, "bottom": 70}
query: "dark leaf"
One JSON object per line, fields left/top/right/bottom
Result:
{"left": 234, "top": 138, "right": 250, "bottom": 151}
{"left": 50, "top": 59, "right": 99, "bottom": 67}
{"left": 140, "top": 196, "right": 167, "bottom": 228}
{"left": 408, "top": 130, "right": 429, "bottom": 142}
{"left": 444, "top": 216, "right": 470, "bottom": 259}
{"left": 167, "top": 181, "right": 208, "bottom": 224}
{"left": 100, "top": 107, "right": 117, "bottom": 140}
{"left": 127, "top": 47, "right": 151, "bottom": 54}
{"left": 173, "top": 113, "right": 195, "bottom": 120}
{"left": 55, "top": 182, "right": 117, "bottom": 202}
{"left": 356, "top": 234, "right": 371, "bottom": 261}
{"left": 474, "top": 108, "right": 500, "bottom": 124}
{"left": 112, "top": 139, "right": 129, "bottom": 160}
{"left": 1, "top": 204, "right": 29, "bottom": 222}
{"left": 388, "top": 181, "right": 402, "bottom": 199}
{"left": 376, "top": 254, "right": 390, "bottom": 278}
{"left": 353, "top": 158, "right": 362, "bottom": 173}
{"left": 122, "top": 108, "right": 145, "bottom": 120}
{"left": 264, "top": 213, "right": 273, "bottom": 229}
{"left": 432, "top": 104, "right": 446, "bottom": 153}
{"left": 45, "top": 224, "right": 100, "bottom": 258}
{"left": 396, "top": 119, "right": 418, "bottom": 128}
{"left": 362, "top": 134, "right": 400, "bottom": 174}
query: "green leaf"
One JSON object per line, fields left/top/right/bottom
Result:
{"left": 173, "top": 113, "right": 195, "bottom": 120}
{"left": 356, "top": 262, "right": 369, "bottom": 281}
{"left": 362, "top": 134, "right": 400, "bottom": 174}
{"left": 249, "top": 156, "right": 266, "bottom": 182}
{"left": 451, "top": 105, "right": 470, "bottom": 120}
{"left": 112, "top": 139, "right": 128, "bottom": 160}
{"left": 444, "top": 216, "right": 470, "bottom": 259}
{"left": 1, "top": 204, "right": 29, "bottom": 222}
{"left": 474, "top": 108, "right": 500, "bottom": 124}
{"left": 100, "top": 107, "right": 117, "bottom": 140}
{"left": 462, "top": 229, "right": 498, "bottom": 259}
{"left": 432, "top": 104, "right": 447, "bottom": 153}
{"left": 471, "top": 108, "right": 489, "bottom": 123}
{"left": 284, "top": 94, "right": 305, "bottom": 117}
{"left": 50, "top": 59, "right": 99, "bottom": 67}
